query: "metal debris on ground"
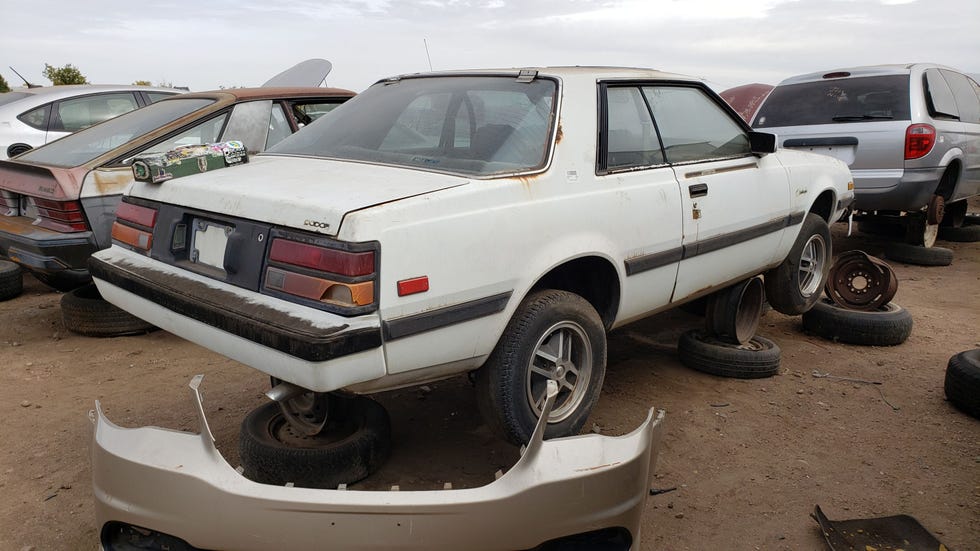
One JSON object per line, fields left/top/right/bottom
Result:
{"left": 812, "top": 505, "right": 948, "bottom": 551}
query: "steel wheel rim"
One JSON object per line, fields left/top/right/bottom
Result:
{"left": 278, "top": 391, "right": 330, "bottom": 436}
{"left": 798, "top": 234, "right": 827, "bottom": 298}
{"left": 922, "top": 223, "right": 938, "bottom": 248}
{"left": 526, "top": 321, "right": 592, "bottom": 423}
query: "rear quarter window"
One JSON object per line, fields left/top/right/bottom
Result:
{"left": 754, "top": 75, "right": 911, "bottom": 127}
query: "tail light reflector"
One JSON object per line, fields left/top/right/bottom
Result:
{"left": 269, "top": 239, "right": 374, "bottom": 277}
{"left": 265, "top": 267, "right": 374, "bottom": 307}
{"left": 113, "top": 199, "right": 159, "bottom": 253}
{"left": 29, "top": 198, "right": 89, "bottom": 232}
{"left": 905, "top": 124, "right": 936, "bottom": 160}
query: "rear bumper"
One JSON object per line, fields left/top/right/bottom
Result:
{"left": 93, "top": 376, "right": 666, "bottom": 551}
{"left": 89, "top": 246, "right": 386, "bottom": 392}
{"left": 0, "top": 214, "right": 96, "bottom": 274}
{"left": 852, "top": 167, "right": 944, "bottom": 212}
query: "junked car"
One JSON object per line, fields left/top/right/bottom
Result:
{"left": 0, "top": 84, "right": 182, "bottom": 159}
{"left": 89, "top": 67, "right": 852, "bottom": 544}
{"left": 753, "top": 63, "right": 980, "bottom": 247}
{"left": 0, "top": 86, "right": 354, "bottom": 293}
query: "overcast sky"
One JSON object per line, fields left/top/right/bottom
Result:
{"left": 2, "top": 0, "right": 977, "bottom": 93}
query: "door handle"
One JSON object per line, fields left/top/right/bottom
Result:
{"left": 689, "top": 183, "right": 708, "bottom": 198}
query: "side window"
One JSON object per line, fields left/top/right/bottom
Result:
{"left": 17, "top": 104, "right": 51, "bottom": 131}
{"left": 146, "top": 92, "right": 176, "bottom": 103}
{"left": 51, "top": 92, "right": 140, "bottom": 132}
{"left": 643, "top": 86, "right": 750, "bottom": 163}
{"left": 267, "top": 103, "right": 292, "bottom": 149}
{"left": 293, "top": 101, "right": 342, "bottom": 125}
{"left": 222, "top": 101, "right": 273, "bottom": 153}
{"left": 924, "top": 69, "right": 959, "bottom": 119}
{"left": 940, "top": 70, "right": 980, "bottom": 124}
{"left": 140, "top": 114, "right": 229, "bottom": 156}
{"left": 603, "top": 86, "right": 664, "bottom": 170}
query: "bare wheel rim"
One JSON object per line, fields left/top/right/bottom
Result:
{"left": 922, "top": 223, "right": 938, "bottom": 248}
{"left": 525, "top": 321, "right": 593, "bottom": 423}
{"left": 798, "top": 234, "right": 827, "bottom": 298}
{"left": 278, "top": 391, "right": 330, "bottom": 436}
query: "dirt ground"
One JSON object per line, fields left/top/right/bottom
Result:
{"left": 0, "top": 223, "right": 977, "bottom": 551}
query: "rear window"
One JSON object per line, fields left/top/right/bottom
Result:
{"left": 17, "top": 98, "right": 215, "bottom": 167}
{"left": 753, "top": 75, "right": 910, "bottom": 127}
{"left": 267, "top": 75, "right": 557, "bottom": 177}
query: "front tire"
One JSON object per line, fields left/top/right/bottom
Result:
{"left": 476, "top": 290, "right": 606, "bottom": 446}
{"left": 765, "top": 213, "right": 831, "bottom": 315}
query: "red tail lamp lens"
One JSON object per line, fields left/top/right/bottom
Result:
{"left": 30, "top": 198, "right": 89, "bottom": 232}
{"left": 116, "top": 202, "right": 158, "bottom": 228}
{"left": 269, "top": 239, "right": 374, "bottom": 277}
{"left": 905, "top": 124, "right": 936, "bottom": 160}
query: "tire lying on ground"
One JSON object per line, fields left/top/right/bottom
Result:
{"left": 240, "top": 396, "right": 391, "bottom": 489}
{"left": 677, "top": 329, "right": 781, "bottom": 379}
{"left": 0, "top": 260, "right": 23, "bottom": 301}
{"left": 944, "top": 349, "right": 980, "bottom": 419}
{"left": 802, "top": 298, "right": 912, "bottom": 346}
{"left": 60, "top": 283, "right": 156, "bottom": 337}
{"left": 884, "top": 243, "right": 953, "bottom": 267}
{"left": 938, "top": 224, "right": 980, "bottom": 243}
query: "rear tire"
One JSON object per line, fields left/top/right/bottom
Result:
{"left": 938, "top": 224, "right": 980, "bottom": 243}
{"left": 476, "top": 290, "right": 606, "bottom": 446}
{"left": 0, "top": 260, "right": 23, "bottom": 301}
{"left": 239, "top": 396, "right": 391, "bottom": 489}
{"left": 765, "top": 213, "right": 831, "bottom": 315}
{"left": 802, "top": 298, "right": 912, "bottom": 346}
{"left": 60, "top": 283, "right": 156, "bottom": 337}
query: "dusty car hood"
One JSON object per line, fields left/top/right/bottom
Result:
{"left": 130, "top": 155, "right": 471, "bottom": 236}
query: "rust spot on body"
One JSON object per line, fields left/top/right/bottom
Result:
{"left": 91, "top": 168, "right": 136, "bottom": 196}
{"left": 555, "top": 124, "right": 563, "bottom": 144}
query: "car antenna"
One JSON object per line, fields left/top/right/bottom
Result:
{"left": 423, "top": 38, "right": 433, "bottom": 71}
{"left": 9, "top": 66, "right": 40, "bottom": 88}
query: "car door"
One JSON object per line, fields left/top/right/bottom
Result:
{"left": 642, "top": 84, "right": 792, "bottom": 302}
{"left": 596, "top": 83, "right": 684, "bottom": 323}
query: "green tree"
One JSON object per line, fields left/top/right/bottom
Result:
{"left": 132, "top": 80, "right": 152, "bottom": 86}
{"left": 43, "top": 63, "right": 88, "bottom": 85}
{"left": 0, "top": 74, "right": 10, "bottom": 93}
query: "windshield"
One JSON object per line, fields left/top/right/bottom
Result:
{"left": 268, "top": 75, "right": 557, "bottom": 177}
{"left": 17, "top": 98, "right": 216, "bottom": 167}
{"left": 753, "top": 75, "right": 910, "bottom": 127}
{"left": 0, "top": 92, "right": 32, "bottom": 107}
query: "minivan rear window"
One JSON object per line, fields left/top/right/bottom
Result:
{"left": 753, "top": 75, "right": 910, "bottom": 127}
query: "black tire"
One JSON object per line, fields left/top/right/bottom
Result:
{"left": 944, "top": 349, "right": 980, "bottom": 419}
{"left": 884, "top": 243, "right": 953, "bottom": 267}
{"left": 476, "top": 290, "right": 606, "bottom": 446}
{"left": 765, "top": 213, "right": 832, "bottom": 315}
{"left": 0, "top": 260, "right": 23, "bottom": 301}
{"left": 938, "top": 224, "right": 980, "bottom": 243}
{"left": 33, "top": 270, "right": 91, "bottom": 292}
{"left": 940, "top": 200, "right": 968, "bottom": 227}
{"left": 677, "top": 329, "right": 781, "bottom": 379}
{"left": 60, "top": 283, "right": 156, "bottom": 337}
{"left": 802, "top": 298, "right": 912, "bottom": 346}
{"left": 239, "top": 396, "right": 391, "bottom": 489}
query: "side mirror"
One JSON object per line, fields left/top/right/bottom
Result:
{"left": 749, "top": 131, "right": 776, "bottom": 155}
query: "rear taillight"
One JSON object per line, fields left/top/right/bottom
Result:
{"left": 112, "top": 199, "right": 159, "bottom": 253}
{"left": 905, "top": 123, "right": 936, "bottom": 160}
{"left": 263, "top": 236, "right": 377, "bottom": 312}
{"left": 30, "top": 198, "right": 89, "bottom": 232}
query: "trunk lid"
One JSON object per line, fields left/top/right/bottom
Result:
{"left": 130, "top": 155, "right": 470, "bottom": 236}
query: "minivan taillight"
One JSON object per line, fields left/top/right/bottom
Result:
{"left": 30, "top": 198, "right": 89, "bottom": 233}
{"left": 263, "top": 236, "right": 377, "bottom": 312}
{"left": 112, "top": 199, "right": 159, "bottom": 253}
{"left": 905, "top": 124, "right": 936, "bottom": 160}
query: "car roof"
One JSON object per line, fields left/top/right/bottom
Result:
{"left": 170, "top": 86, "right": 356, "bottom": 102}
{"left": 5, "top": 84, "right": 182, "bottom": 101}
{"left": 776, "top": 63, "right": 963, "bottom": 85}
{"left": 376, "top": 66, "right": 700, "bottom": 84}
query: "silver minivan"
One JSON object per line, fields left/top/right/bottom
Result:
{"left": 753, "top": 63, "right": 980, "bottom": 247}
